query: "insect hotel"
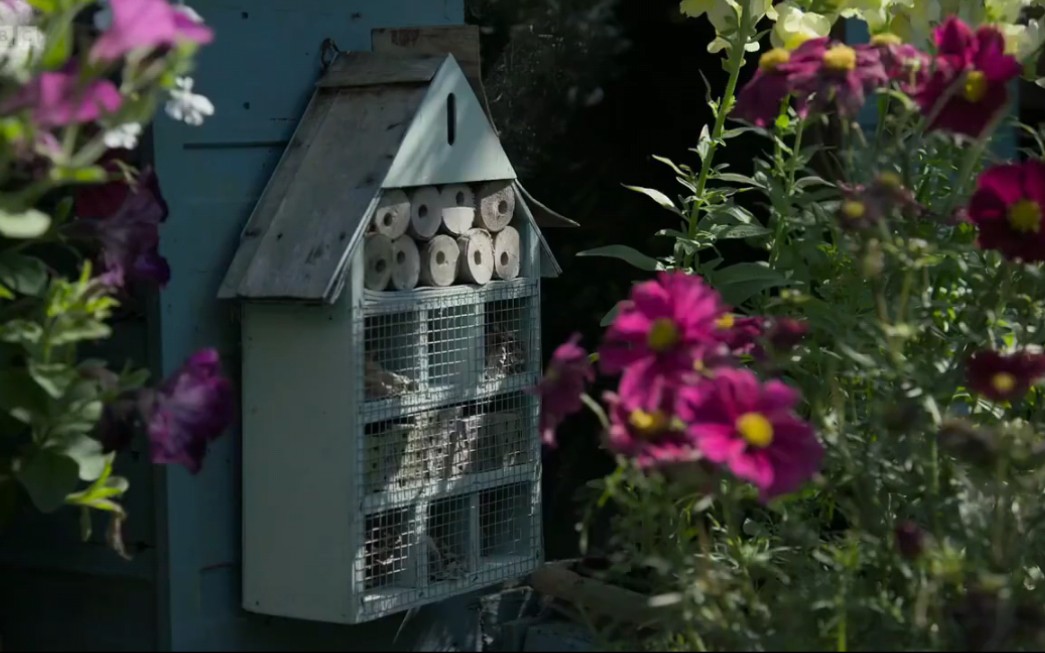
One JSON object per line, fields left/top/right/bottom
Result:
{"left": 218, "top": 50, "right": 562, "bottom": 625}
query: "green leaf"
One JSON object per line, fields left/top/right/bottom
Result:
{"left": 50, "top": 165, "right": 108, "bottom": 185}
{"left": 600, "top": 301, "right": 623, "bottom": 327}
{"left": 60, "top": 435, "right": 110, "bottom": 483}
{"left": 26, "top": 0, "right": 57, "bottom": 10}
{"left": 40, "top": 16, "right": 73, "bottom": 70}
{"left": 28, "top": 361, "right": 78, "bottom": 399}
{"left": 0, "top": 282, "right": 12, "bottom": 300}
{"left": 712, "top": 224, "right": 772, "bottom": 240}
{"left": 622, "top": 185, "right": 678, "bottom": 213}
{"left": 15, "top": 448, "right": 80, "bottom": 513}
{"left": 0, "top": 253, "right": 49, "bottom": 297}
{"left": 0, "top": 319, "right": 43, "bottom": 345}
{"left": 0, "top": 367, "right": 49, "bottom": 424}
{"left": 651, "top": 155, "right": 689, "bottom": 177}
{"left": 0, "top": 208, "right": 51, "bottom": 239}
{"left": 710, "top": 262, "right": 792, "bottom": 307}
{"left": 577, "top": 245, "right": 662, "bottom": 272}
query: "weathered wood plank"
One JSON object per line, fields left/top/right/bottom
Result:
{"left": 529, "top": 561, "right": 678, "bottom": 627}
{"left": 371, "top": 26, "right": 482, "bottom": 96}
{"left": 218, "top": 89, "right": 339, "bottom": 299}
{"left": 316, "top": 52, "right": 444, "bottom": 89}
{"left": 237, "top": 85, "right": 427, "bottom": 301}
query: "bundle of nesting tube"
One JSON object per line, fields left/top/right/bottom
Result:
{"left": 363, "top": 180, "right": 521, "bottom": 291}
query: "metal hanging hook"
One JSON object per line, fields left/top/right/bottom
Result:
{"left": 320, "top": 37, "right": 343, "bottom": 72}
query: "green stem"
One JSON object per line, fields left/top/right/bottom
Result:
{"left": 683, "top": 4, "right": 755, "bottom": 270}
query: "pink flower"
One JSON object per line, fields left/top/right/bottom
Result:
{"left": 91, "top": 0, "right": 214, "bottom": 62}
{"left": 966, "top": 160, "right": 1045, "bottom": 262}
{"left": 72, "top": 166, "right": 171, "bottom": 288}
{"left": 714, "top": 313, "right": 763, "bottom": 357}
{"left": 2, "top": 67, "right": 122, "bottom": 128}
{"left": 679, "top": 368, "right": 823, "bottom": 501}
{"left": 604, "top": 385, "right": 701, "bottom": 467}
{"left": 599, "top": 271, "right": 725, "bottom": 402}
{"left": 142, "top": 348, "right": 234, "bottom": 474}
{"left": 765, "top": 317, "right": 809, "bottom": 353}
{"left": 966, "top": 349, "right": 1045, "bottom": 402}
{"left": 734, "top": 47, "right": 803, "bottom": 127}
{"left": 868, "top": 34, "right": 930, "bottom": 92}
{"left": 533, "top": 333, "right": 594, "bottom": 448}
{"left": 786, "top": 39, "right": 889, "bottom": 119}
{"left": 916, "top": 18, "right": 1020, "bottom": 139}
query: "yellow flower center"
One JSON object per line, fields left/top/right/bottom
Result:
{"left": 822, "top": 45, "right": 857, "bottom": 72}
{"left": 736, "top": 412, "right": 774, "bottom": 449}
{"left": 759, "top": 48, "right": 791, "bottom": 72}
{"left": 648, "top": 318, "right": 680, "bottom": 352}
{"left": 629, "top": 409, "right": 669, "bottom": 438}
{"left": 1008, "top": 199, "right": 1042, "bottom": 233}
{"left": 963, "top": 70, "right": 988, "bottom": 103}
{"left": 992, "top": 372, "right": 1017, "bottom": 395}
{"left": 841, "top": 200, "right": 866, "bottom": 220}
{"left": 877, "top": 171, "right": 903, "bottom": 190}
{"left": 716, "top": 313, "right": 735, "bottom": 330}
{"left": 870, "top": 32, "right": 903, "bottom": 46}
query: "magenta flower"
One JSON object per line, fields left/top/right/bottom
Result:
{"left": 142, "top": 348, "right": 234, "bottom": 474}
{"left": 734, "top": 47, "right": 802, "bottom": 127}
{"left": 91, "top": 0, "right": 214, "bottom": 63}
{"left": 599, "top": 271, "right": 725, "bottom": 401}
{"left": 869, "top": 34, "right": 931, "bottom": 92}
{"left": 604, "top": 385, "right": 702, "bottom": 467}
{"left": 966, "top": 160, "right": 1045, "bottom": 262}
{"left": 2, "top": 67, "right": 122, "bottom": 128}
{"left": 786, "top": 39, "right": 888, "bottom": 119}
{"left": 74, "top": 148, "right": 136, "bottom": 217}
{"left": 533, "top": 333, "right": 595, "bottom": 448}
{"left": 894, "top": 520, "right": 925, "bottom": 560}
{"left": 916, "top": 18, "right": 1020, "bottom": 139}
{"left": 73, "top": 166, "right": 171, "bottom": 288}
{"left": 966, "top": 349, "right": 1045, "bottom": 402}
{"left": 679, "top": 368, "right": 823, "bottom": 501}
{"left": 765, "top": 317, "right": 809, "bottom": 353}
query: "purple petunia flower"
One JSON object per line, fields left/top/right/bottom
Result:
{"left": 142, "top": 348, "right": 234, "bottom": 474}
{"left": 533, "top": 333, "right": 595, "bottom": 448}
{"left": 2, "top": 66, "right": 122, "bottom": 128}
{"left": 74, "top": 165, "right": 171, "bottom": 288}
{"left": 91, "top": 0, "right": 214, "bottom": 63}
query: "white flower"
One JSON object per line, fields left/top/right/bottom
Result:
{"left": 0, "top": 0, "right": 35, "bottom": 27}
{"left": 0, "top": 24, "right": 43, "bottom": 76}
{"left": 771, "top": 2, "right": 834, "bottom": 50}
{"left": 103, "top": 123, "right": 142, "bottom": 150}
{"left": 165, "top": 77, "right": 214, "bottom": 126}
{"left": 681, "top": 0, "right": 777, "bottom": 53}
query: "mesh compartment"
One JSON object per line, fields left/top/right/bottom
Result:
{"left": 426, "top": 496, "right": 473, "bottom": 583}
{"left": 427, "top": 305, "right": 481, "bottom": 390}
{"left": 363, "top": 509, "right": 417, "bottom": 590}
{"left": 364, "top": 312, "right": 421, "bottom": 401}
{"left": 479, "top": 483, "right": 534, "bottom": 559}
{"left": 474, "top": 393, "right": 534, "bottom": 472}
{"left": 483, "top": 298, "right": 529, "bottom": 381}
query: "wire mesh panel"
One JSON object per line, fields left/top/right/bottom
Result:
{"left": 352, "top": 280, "right": 542, "bottom": 621}
{"left": 363, "top": 508, "right": 418, "bottom": 591}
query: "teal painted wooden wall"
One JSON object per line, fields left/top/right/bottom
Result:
{"left": 1, "top": 1, "right": 493, "bottom": 650}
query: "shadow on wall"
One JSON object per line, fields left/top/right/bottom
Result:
{"left": 468, "top": 0, "right": 768, "bottom": 560}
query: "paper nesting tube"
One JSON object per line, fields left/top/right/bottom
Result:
{"left": 456, "top": 228, "right": 494, "bottom": 286}
{"left": 408, "top": 186, "right": 442, "bottom": 240}
{"left": 364, "top": 233, "right": 393, "bottom": 291}
{"left": 493, "top": 226, "right": 521, "bottom": 281}
{"left": 391, "top": 236, "right": 420, "bottom": 291}
{"left": 419, "top": 235, "right": 459, "bottom": 287}
{"left": 476, "top": 181, "right": 516, "bottom": 233}
{"left": 373, "top": 189, "right": 410, "bottom": 239}
{"left": 439, "top": 184, "right": 476, "bottom": 236}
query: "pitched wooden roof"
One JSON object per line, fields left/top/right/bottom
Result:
{"left": 218, "top": 53, "right": 560, "bottom": 304}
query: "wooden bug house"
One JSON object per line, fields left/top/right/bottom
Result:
{"left": 218, "top": 51, "right": 561, "bottom": 625}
